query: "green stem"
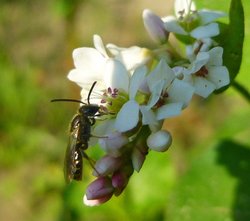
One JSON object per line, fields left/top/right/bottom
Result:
{"left": 232, "top": 81, "right": 250, "bottom": 103}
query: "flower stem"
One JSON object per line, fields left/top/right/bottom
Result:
{"left": 232, "top": 81, "right": 250, "bottom": 103}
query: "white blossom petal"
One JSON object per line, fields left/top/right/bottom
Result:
{"left": 115, "top": 100, "right": 140, "bottom": 132}
{"left": 207, "top": 66, "right": 230, "bottom": 89}
{"left": 93, "top": 34, "right": 109, "bottom": 58}
{"left": 193, "top": 77, "right": 216, "bottom": 98}
{"left": 147, "top": 59, "right": 175, "bottom": 91}
{"left": 129, "top": 66, "right": 147, "bottom": 99}
{"left": 207, "top": 47, "right": 223, "bottom": 66}
{"left": 147, "top": 80, "right": 165, "bottom": 109}
{"left": 191, "top": 23, "right": 219, "bottom": 39}
{"left": 72, "top": 47, "right": 105, "bottom": 70}
{"left": 184, "top": 52, "right": 209, "bottom": 75}
{"left": 106, "top": 44, "right": 151, "bottom": 71}
{"left": 156, "top": 103, "right": 182, "bottom": 120}
{"left": 198, "top": 10, "right": 226, "bottom": 25}
{"left": 140, "top": 105, "right": 156, "bottom": 125}
{"left": 168, "top": 79, "right": 194, "bottom": 108}
{"left": 163, "top": 16, "right": 187, "bottom": 35}
{"left": 104, "top": 59, "right": 130, "bottom": 92}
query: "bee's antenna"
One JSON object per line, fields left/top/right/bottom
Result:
{"left": 50, "top": 99, "right": 86, "bottom": 105}
{"left": 87, "top": 81, "right": 97, "bottom": 104}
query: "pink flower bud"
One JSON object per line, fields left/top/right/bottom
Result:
{"left": 147, "top": 130, "right": 172, "bottom": 152}
{"left": 99, "top": 132, "right": 129, "bottom": 157}
{"left": 93, "top": 155, "right": 122, "bottom": 176}
{"left": 112, "top": 165, "right": 134, "bottom": 196}
{"left": 143, "top": 9, "right": 169, "bottom": 44}
{"left": 85, "top": 176, "right": 114, "bottom": 201}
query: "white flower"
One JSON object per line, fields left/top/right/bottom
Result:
{"left": 183, "top": 47, "right": 230, "bottom": 98}
{"left": 146, "top": 59, "right": 194, "bottom": 120}
{"left": 68, "top": 35, "right": 151, "bottom": 103}
{"left": 162, "top": 0, "right": 226, "bottom": 39}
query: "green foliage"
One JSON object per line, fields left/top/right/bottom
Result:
{"left": 217, "top": 0, "right": 244, "bottom": 83}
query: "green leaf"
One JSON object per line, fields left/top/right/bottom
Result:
{"left": 220, "top": 0, "right": 244, "bottom": 82}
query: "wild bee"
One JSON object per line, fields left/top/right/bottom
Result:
{"left": 51, "top": 81, "right": 100, "bottom": 183}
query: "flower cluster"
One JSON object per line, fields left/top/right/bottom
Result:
{"left": 66, "top": 0, "right": 230, "bottom": 206}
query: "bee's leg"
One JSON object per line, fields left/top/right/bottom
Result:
{"left": 79, "top": 149, "right": 100, "bottom": 176}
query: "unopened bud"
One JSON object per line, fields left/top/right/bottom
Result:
{"left": 85, "top": 176, "right": 114, "bottom": 202}
{"left": 112, "top": 165, "right": 134, "bottom": 196}
{"left": 93, "top": 155, "right": 122, "bottom": 176}
{"left": 147, "top": 130, "right": 172, "bottom": 152}
{"left": 143, "top": 9, "right": 169, "bottom": 44}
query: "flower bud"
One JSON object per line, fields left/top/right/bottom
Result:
{"left": 112, "top": 165, "right": 134, "bottom": 196}
{"left": 143, "top": 9, "right": 169, "bottom": 44}
{"left": 85, "top": 176, "right": 114, "bottom": 201}
{"left": 147, "top": 130, "right": 172, "bottom": 152}
{"left": 99, "top": 132, "right": 129, "bottom": 157}
{"left": 93, "top": 155, "right": 122, "bottom": 176}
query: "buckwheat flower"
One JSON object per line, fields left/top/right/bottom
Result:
{"left": 183, "top": 46, "right": 230, "bottom": 98}
{"left": 162, "top": 0, "right": 225, "bottom": 40}
{"left": 142, "top": 9, "right": 169, "bottom": 44}
{"left": 146, "top": 59, "right": 195, "bottom": 121}
{"left": 68, "top": 35, "right": 152, "bottom": 102}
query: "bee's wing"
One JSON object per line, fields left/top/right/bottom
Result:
{"left": 64, "top": 127, "right": 83, "bottom": 183}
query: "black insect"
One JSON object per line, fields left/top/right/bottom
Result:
{"left": 51, "top": 81, "right": 100, "bottom": 183}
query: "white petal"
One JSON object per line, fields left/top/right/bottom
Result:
{"left": 72, "top": 47, "right": 105, "bottom": 70}
{"left": 193, "top": 77, "right": 216, "bottom": 98}
{"left": 184, "top": 52, "right": 209, "bottom": 75}
{"left": 147, "top": 80, "right": 165, "bottom": 109}
{"left": 104, "top": 59, "right": 130, "bottom": 92}
{"left": 115, "top": 100, "right": 140, "bottom": 132}
{"left": 207, "top": 66, "right": 230, "bottom": 89}
{"left": 107, "top": 44, "right": 151, "bottom": 71}
{"left": 147, "top": 59, "right": 175, "bottom": 91}
{"left": 147, "top": 130, "right": 172, "bottom": 152}
{"left": 163, "top": 16, "right": 187, "bottom": 35}
{"left": 93, "top": 119, "right": 116, "bottom": 136}
{"left": 190, "top": 23, "right": 219, "bottom": 39}
{"left": 174, "top": 0, "right": 196, "bottom": 17}
{"left": 140, "top": 105, "right": 156, "bottom": 125}
{"left": 198, "top": 10, "right": 227, "bottom": 24}
{"left": 156, "top": 103, "right": 182, "bottom": 120}
{"left": 129, "top": 65, "right": 147, "bottom": 99}
{"left": 93, "top": 34, "right": 109, "bottom": 58}
{"left": 67, "top": 69, "right": 102, "bottom": 88}
{"left": 168, "top": 79, "right": 194, "bottom": 108}
{"left": 207, "top": 47, "right": 223, "bottom": 66}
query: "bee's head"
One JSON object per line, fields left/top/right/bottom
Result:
{"left": 79, "top": 104, "right": 99, "bottom": 116}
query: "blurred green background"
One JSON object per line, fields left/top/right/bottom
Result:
{"left": 0, "top": 0, "right": 249, "bottom": 220}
